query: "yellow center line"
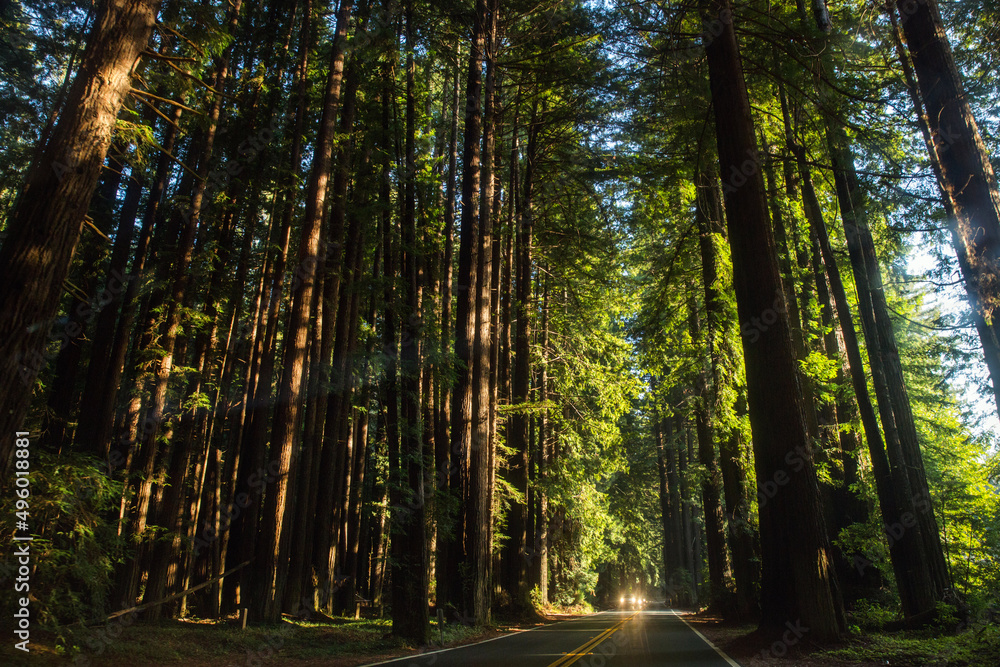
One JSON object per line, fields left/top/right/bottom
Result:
{"left": 545, "top": 612, "right": 638, "bottom": 667}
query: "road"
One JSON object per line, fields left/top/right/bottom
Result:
{"left": 364, "top": 607, "right": 741, "bottom": 667}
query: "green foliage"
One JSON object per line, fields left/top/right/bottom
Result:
{"left": 890, "top": 283, "right": 1000, "bottom": 600}
{"left": 822, "top": 622, "right": 1000, "bottom": 667}
{"left": 0, "top": 0, "right": 91, "bottom": 217}
{"left": 3, "top": 0, "right": 1000, "bottom": 648}
{"left": 0, "top": 452, "right": 125, "bottom": 634}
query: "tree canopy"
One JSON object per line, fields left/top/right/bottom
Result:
{"left": 1, "top": 0, "right": 999, "bottom": 661}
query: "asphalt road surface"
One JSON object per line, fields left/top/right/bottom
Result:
{"left": 364, "top": 607, "right": 741, "bottom": 667}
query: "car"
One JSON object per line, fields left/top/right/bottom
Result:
{"left": 618, "top": 594, "right": 645, "bottom": 610}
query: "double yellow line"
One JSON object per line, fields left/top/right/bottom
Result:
{"left": 546, "top": 612, "right": 638, "bottom": 667}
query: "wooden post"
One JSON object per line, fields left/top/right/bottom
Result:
{"left": 437, "top": 608, "right": 445, "bottom": 646}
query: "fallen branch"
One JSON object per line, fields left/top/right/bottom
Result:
{"left": 105, "top": 560, "right": 250, "bottom": 621}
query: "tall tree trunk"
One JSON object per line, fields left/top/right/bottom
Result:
{"left": 225, "top": 118, "right": 293, "bottom": 616}
{"left": 44, "top": 152, "right": 124, "bottom": 453}
{"left": 535, "top": 272, "right": 550, "bottom": 602}
{"left": 391, "top": 4, "right": 429, "bottom": 640}
{"left": 450, "top": 0, "right": 486, "bottom": 620}
{"left": 777, "top": 88, "right": 871, "bottom": 603}
{"left": 231, "top": 0, "right": 317, "bottom": 615}
{"left": 654, "top": 407, "right": 672, "bottom": 593}
{"left": 378, "top": 72, "right": 400, "bottom": 619}
{"left": 692, "top": 171, "right": 730, "bottom": 608}
{"left": 694, "top": 166, "right": 759, "bottom": 616}
{"left": 677, "top": 418, "right": 697, "bottom": 605}
{"left": 796, "top": 141, "right": 935, "bottom": 619}
{"left": 804, "top": 0, "right": 949, "bottom": 617}
{"left": 664, "top": 409, "right": 685, "bottom": 602}
{"left": 144, "top": 210, "right": 238, "bottom": 619}
{"left": 504, "top": 105, "right": 531, "bottom": 608}
{"left": 344, "top": 273, "right": 379, "bottom": 614}
{"left": 893, "top": 0, "right": 1000, "bottom": 420}
{"left": 702, "top": 0, "right": 843, "bottom": 639}
{"left": 248, "top": 0, "right": 354, "bottom": 624}
{"left": 824, "top": 131, "right": 946, "bottom": 617}
{"left": 842, "top": 132, "right": 949, "bottom": 599}
{"left": 888, "top": 9, "right": 1000, "bottom": 416}
{"left": 467, "top": 0, "right": 498, "bottom": 624}
{"left": 121, "top": 0, "right": 243, "bottom": 605}
{"left": 435, "top": 44, "right": 461, "bottom": 611}
{"left": 75, "top": 152, "right": 148, "bottom": 460}
{"left": 761, "top": 138, "right": 822, "bottom": 443}
{"left": 91, "top": 105, "right": 181, "bottom": 480}
{"left": 0, "top": 0, "right": 162, "bottom": 473}
{"left": 311, "top": 24, "right": 366, "bottom": 611}
{"left": 809, "top": 220, "right": 874, "bottom": 599}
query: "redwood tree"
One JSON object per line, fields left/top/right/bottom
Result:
{"left": 701, "top": 0, "right": 844, "bottom": 640}
{"left": 0, "top": 0, "right": 163, "bottom": 473}
{"left": 894, "top": 0, "right": 1000, "bottom": 420}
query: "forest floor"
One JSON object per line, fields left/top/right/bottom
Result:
{"left": 0, "top": 611, "right": 551, "bottom": 667}
{"left": 4, "top": 607, "right": 998, "bottom": 666}
{"left": 690, "top": 610, "right": 1000, "bottom": 667}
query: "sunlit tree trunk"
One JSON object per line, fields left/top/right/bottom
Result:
{"left": 797, "top": 140, "right": 932, "bottom": 618}
{"left": 312, "top": 36, "right": 364, "bottom": 613}
{"left": 450, "top": 0, "right": 486, "bottom": 620}
{"left": 702, "top": 0, "right": 844, "bottom": 639}
{"left": 0, "top": 0, "right": 162, "bottom": 474}
{"left": 893, "top": 0, "right": 1000, "bottom": 421}
{"left": 122, "top": 0, "right": 243, "bottom": 607}
{"left": 467, "top": 0, "right": 498, "bottom": 623}
{"left": 247, "top": 0, "right": 353, "bottom": 625}
{"left": 802, "top": 0, "right": 948, "bottom": 618}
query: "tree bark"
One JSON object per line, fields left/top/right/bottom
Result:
{"left": 798, "top": 139, "right": 935, "bottom": 618}
{"left": 702, "top": 0, "right": 844, "bottom": 639}
{"left": 390, "top": 4, "right": 430, "bottom": 640}
{"left": 893, "top": 0, "right": 1000, "bottom": 421}
{"left": 248, "top": 0, "right": 354, "bottom": 624}
{"left": 75, "top": 153, "right": 146, "bottom": 460}
{"left": 694, "top": 167, "right": 760, "bottom": 617}
{"left": 805, "top": 0, "right": 949, "bottom": 616}
{"left": 122, "top": 0, "right": 243, "bottom": 606}
{"left": 0, "top": 0, "right": 162, "bottom": 474}
{"left": 504, "top": 104, "right": 531, "bottom": 607}
{"left": 435, "top": 44, "right": 461, "bottom": 611}
{"left": 691, "top": 171, "right": 731, "bottom": 608}
{"left": 467, "top": 0, "right": 498, "bottom": 624}
{"left": 311, "top": 27, "right": 365, "bottom": 612}
{"left": 889, "top": 12, "right": 1000, "bottom": 417}
{"left": 449, "top": 0, "right": 486, "bottom": 620}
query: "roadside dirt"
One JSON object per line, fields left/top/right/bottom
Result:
{"left": 685, "top": 612, "right": 888, "bottom": 667}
